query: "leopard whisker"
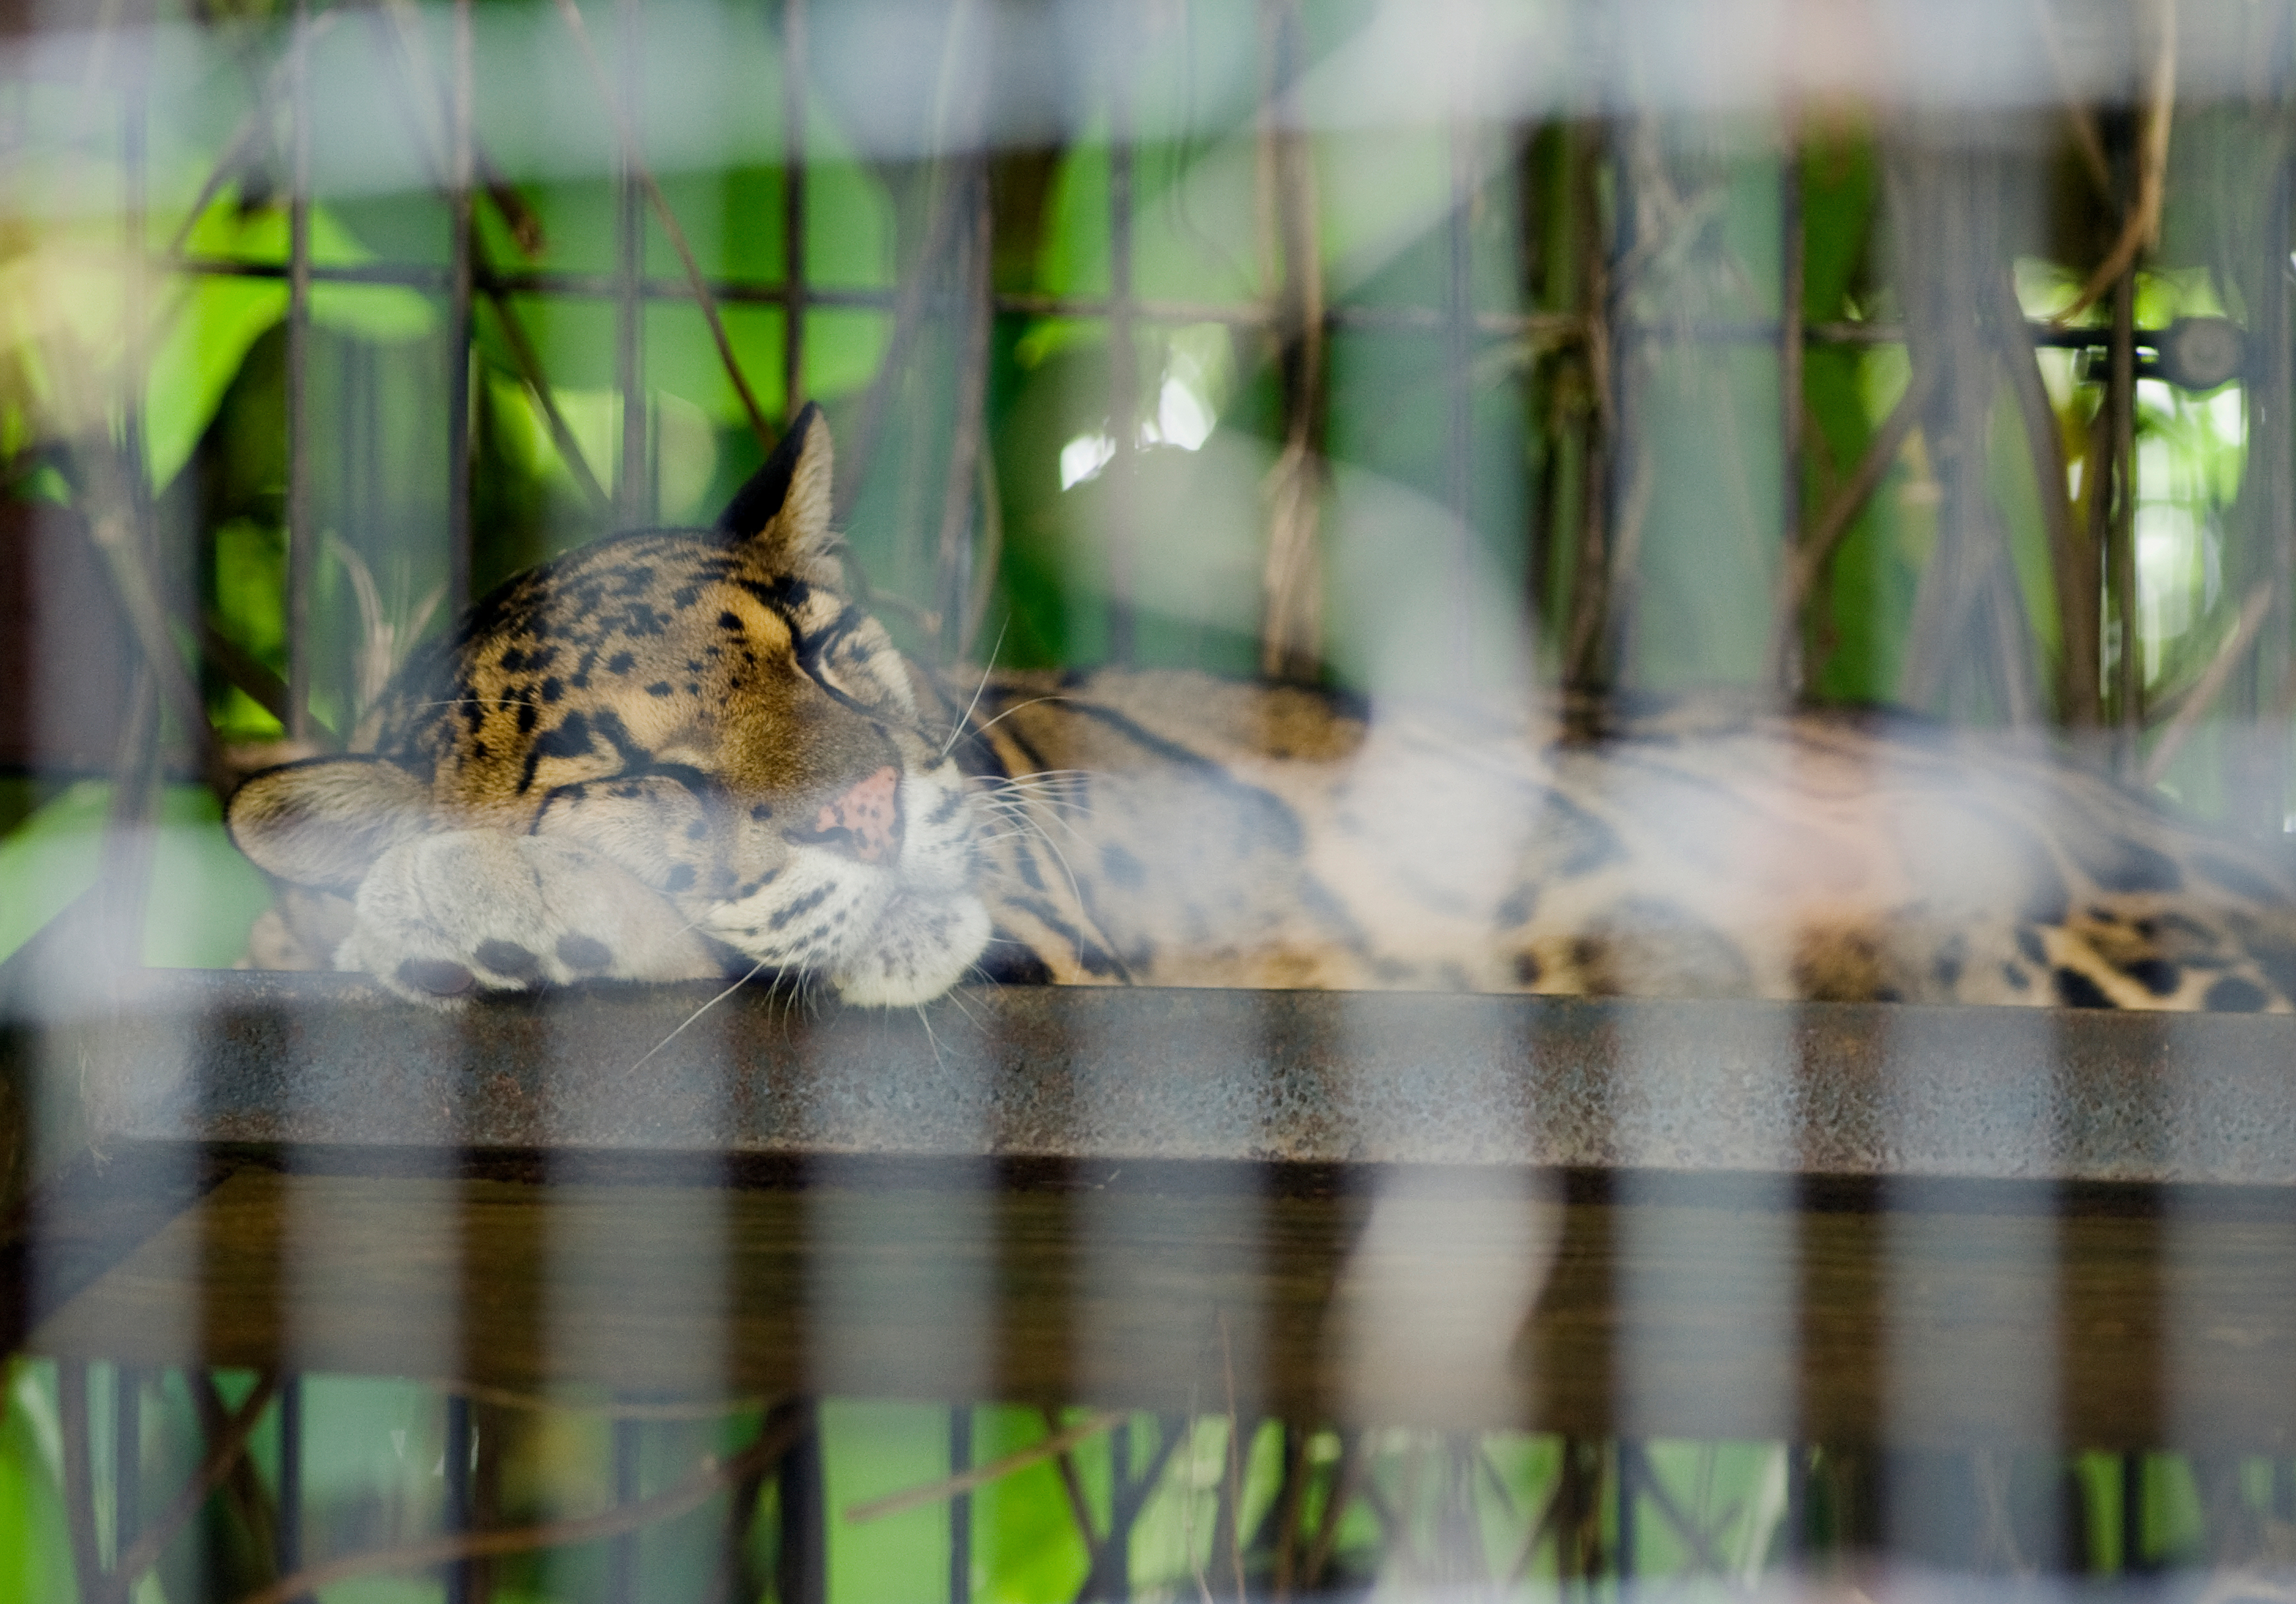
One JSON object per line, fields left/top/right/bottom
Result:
{"left": 963, "top": 695, "right": 1073, "bottom": 743}
{"left": 628, "top": 955, "right": 773, "bottom": 1073}
{"left": 938, "top": 618, "right": 1010, "bottom": 761}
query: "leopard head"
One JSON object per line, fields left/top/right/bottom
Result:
{"left": 228, "top": 406, "right": 992, "bottom": 1008}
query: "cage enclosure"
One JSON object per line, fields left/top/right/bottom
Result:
{"left": 5, "top": 0, "right": 2296, "bottom": 1599}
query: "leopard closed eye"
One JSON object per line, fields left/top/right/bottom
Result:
{"left": 228, "top": 409, "right": 2296, "bottom": 1015}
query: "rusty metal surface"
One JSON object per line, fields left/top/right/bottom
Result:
{"left": 6, "top": 969, "right": 2293, "bottom": 1184}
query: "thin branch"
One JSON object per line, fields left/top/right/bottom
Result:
{"left": 236, "top": 1407, "right": 809, "bottom": 1604}
{"left": 1766, "top": 361, "right": 1943, "bottom": 687}
{"left": 1618, "top": 1442, "right": 1730, "bottom": 1574}
{"left": 110, "top": 1372, "right": 283, "bottom": 1603}
{"left": 1077, "top": 1417, "right": 1185, "bottom": 1603}
{"left": 845, "top": 1411, "right": 1127, "bottom": 1524}
{"left": 1039, "top": 1408, "right": 1103, "bottom": 1549}
{"left": 2027, "top": 0, "right": 2114, "bottom": 197}
{"left": 549, "top": 0, "right": 775, "bottom": 456}
{"left": 2141, "top": 579, "right": 2277, "bottom": 785}
{"left": 2050, "top": 0, "right": 2178, "bottom": 327}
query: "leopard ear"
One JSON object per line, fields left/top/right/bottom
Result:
{"left": 226, "top": 757, "right": 433, "bottom": 892}
{"left": 717, "top": 401, "right": 833, "bottom": 571}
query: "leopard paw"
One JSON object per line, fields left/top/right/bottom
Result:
{"left": 337, "top": 831, "right": 723, "bottom": 1005}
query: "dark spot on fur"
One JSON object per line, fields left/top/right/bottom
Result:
{"left": 686, "top": 819, "right": 708, "bottom": 841}
{"left": 1577, "top": 898, "right": 1752, "bottom": 998}
{"left": 769, "top": 884, "right": 831, "bottom": 931}
{"left": 2205, "top": 975, "right": 2269, "bottom": 1012}
{"left": 2002, "top": 962, "right": 2029, "bottom": 990}
{"left": 1100, "top": 843, "right": 1143, "bottom": 887}
{"left": 1931, "top": 934, "right": 1966, "bottom": 992}
{"left": 671, "top": 586, "right": 700, "bottom": 609}
{"left": 663, "top": 863, "right": 696, "bottom": 893}
{"left": 2194, "top": 850, "right": 2281, "bottom": 904}
{"left": 1526, "top": 791, "right": 1626, "bottom": 880}
{"left": 2018, "top": 860, "right": 2071, "bottom": 928}
{"left": 1513, "top": 951, "right": 1541, "bottom": 986}
{"left": 606, "top": 651, "right": 634, "bottom": 675}
{"left": 718, "top": 610, "right": 744, "bottom": 631}
{"left": 2122, "top": 957, "right": 2181, "bottom": 997}
{"left": 2089, "top": 905, "right": 2118, "bottom": 923}
{"left": 1794, "top": 925, "right": 1890, "bottom": 1003}
{"left": 2066, "top": 833, "right": 2183, "bottom": 895}
{"left": 400, "top": 957, "right": 475, "bottom": 996}
{"left": 474, "top": 940, "right": 540, "bottom": 980}
{"left": 516, "top": 713, "right": 597, "bottom": 790}
{"left": 540, "top": 677, "right": 563, "bottom": 703}
{"left": 2054, "top": 967, "right": 2115, "bottom": 1008}
{"left": 516, "top": 702, "right": 538, "bottom": 734}
{"left": 2015, "top": 926, "right": 2047, "bottom": 965}
{"left": 557, "top": 934, "right": 613, "bottom": 971}
{"left": 977, "top": 942, "right": 1055, "bottom": 985}
{"left": 647, "top": 682, "right": 673, "bottom": 697}
{"left": 498, "top": 647, "right": 527, "bottom": 672}
{"left": 750, "top": 802, "right": 773, "bottom": 820}
{"left": 1494, "top": 887, "right": 1534, "bottom": 928}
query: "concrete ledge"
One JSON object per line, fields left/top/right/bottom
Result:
{"left": 9, "top": 969, "right": 2295, "bottom": 1184}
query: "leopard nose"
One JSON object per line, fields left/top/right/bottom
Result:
{"left": 808, "top": 765, "right": 902, "bottom": 864}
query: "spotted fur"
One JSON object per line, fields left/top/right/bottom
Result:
{"left": 229, "top": 409, "right": 2296, "bottom": 1013}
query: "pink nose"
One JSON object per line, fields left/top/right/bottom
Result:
{"left": 813, "top": 765, "right": 901, "bottom": 864}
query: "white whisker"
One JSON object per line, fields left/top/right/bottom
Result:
{"left": 629, "top": 956, "right": 772, "bottom": 1072}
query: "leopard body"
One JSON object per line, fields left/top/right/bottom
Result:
{"left": 228, "top": 409, "right": 2296, "bottom": 1014}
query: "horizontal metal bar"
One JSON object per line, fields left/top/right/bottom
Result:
{"left": 13, "top": 970, "right": 2296, "bottom": 1187}
{"left": 161, "top": 257, "right": 2180, "bottom": 354}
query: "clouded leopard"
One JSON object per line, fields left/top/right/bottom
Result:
{"left": 226, "top": 406, "right": 2296, "bottom": 1013}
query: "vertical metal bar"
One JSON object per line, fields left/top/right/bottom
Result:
{"left": 937, "top": 170, "right": 992, "bottom": 664}
{"left": 121, "top": 61, "right": 148, "bottom": 544}
{"left": 781, "top": 0, "right": 808, "bottom": 426}
{"left": 2236, "top": 139, "right": 2294, "bottom": 831}
{"left": 775, "top": 1401, "right": 826, "bottom": 1604}
{"left": 949, "top": 1406, "right": 973, "bottom": 1604}
{"left": 2110, "top": 258, "right": 2140, "bottom": 767}
{"left": 59, "top": 1361, "right": 100, "bottom": 1604}
{"left": 443, "top": 1394, "right": 474, "bottom": 1604}
{"left": 1783, "top": 1442, "right": 1808, "bottom": 1567}
{"left": 447, "top": 0, "right": 476, "bottom": 609}
{"left": 1444, "top": 108, "right": 1475, "bottom": 678}
{"left": 1614, "top": 1441, "right": 1636, "bottom": 1585}
{"left": 610, "top": 1418, "right": 642, "bottom": 1602}
{"left": 616, "top": 0, "right": 648, "bottom": 527}
{"left": 286, "top": 0, "right": 315, "bottom": 742}
{"left": 1105, "top": 54, "right": 1137, "bottom": 665}
{"left": 1779, "top": 135, "right": 1806, "bottom": 697}
{"left": 113, "top": 1367, "right": 139, "bottom": 1572}
{"left": 276, "top": 1376, "right": 303, "bottom": 1601}
{"left": 2121, "top": 1452, "right": 2145, "bottom": 1574}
